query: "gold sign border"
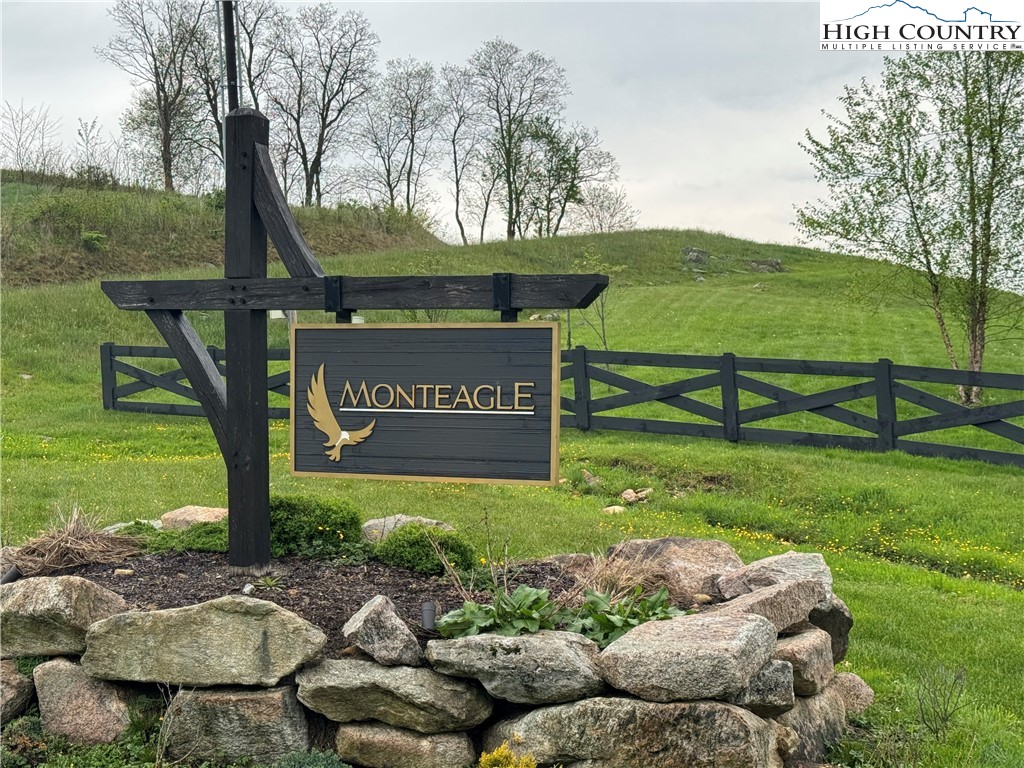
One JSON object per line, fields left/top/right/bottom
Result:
{"left": 289, "top": 322, "right": 561, "bottom": 486}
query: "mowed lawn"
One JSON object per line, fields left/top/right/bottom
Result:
{"left": 2, "top": 228, "right": 1022, "bottom": 766}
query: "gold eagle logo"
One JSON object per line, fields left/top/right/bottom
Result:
{"left": 306, "top": 363, "right": 376, "bottom": 462}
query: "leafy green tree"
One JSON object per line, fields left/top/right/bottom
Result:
{"left": 797, "top": 52, "right": 1023, "bottom": 403}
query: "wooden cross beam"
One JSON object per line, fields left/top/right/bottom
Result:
{"left": 100, "top": 109, "right": 606, "bottom": 575}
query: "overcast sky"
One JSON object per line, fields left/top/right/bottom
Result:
{"left": 0, "top": 1, "right": 889, "bottom": 245}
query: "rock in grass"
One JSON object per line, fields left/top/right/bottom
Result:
{"left": 160, "top": 505, "right": 228, "bottom": 530}
{"left": 296, "top": 658, "right": 492, "bottom": 734}
{"left": 1, "top": 660, "right": 35, "bottom": 725}
{"left": 774, "top": 683, "right": 847, "bottom": 765}
{"left": 33, "top": 658, "right": 134, "bottom": 744}
{"left": 164, "top": 686, "right": 309, "bottom": 764}
{"left": 1, "top": 576, "right": 127, "bottom": 658}
{"left": 82, "top": 595, "right": 326, "bottom": 686}
{"left": 362, "top": 515, "right": 454, "bottom": 544}
{"left": 773, "top": 627, "right": 834, "bottom": 696}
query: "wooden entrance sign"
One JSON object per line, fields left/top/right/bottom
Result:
{"left": 100, "top": 109, "right": 607, "bottom": 574}
{"left": 291, "top": 323, "right": 560, "bottom": 484}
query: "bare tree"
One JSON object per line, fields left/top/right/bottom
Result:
{"left": 267, "top": 6, "right": 378, "bottom": 206}
{"left": 469, "top": 38, "right": 569, "bottom": 240}
{"left": 97, "top": 0, "right": 207, "bottom": 191}
{"left": 569, "top": 183, "right": 640, "bottom": 234}
{"left": 438, "top": 64, "right": 484, "bottom": 245}
{"left": 236, "top": 0, "right": 284, "bottom": 113}
{"left": 0, "top": 100, "right": 65, "bottom": 180}
{"left": 186, "top": 4, "right": 227, "bottom": 161}
{"left": 355, "top": 58, "right": 440, "bottom": 214}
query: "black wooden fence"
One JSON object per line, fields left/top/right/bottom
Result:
{"left": 101, "top": 343, "right": 1024, "bottom": 467}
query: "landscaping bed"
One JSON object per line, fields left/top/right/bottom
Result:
{"left": 65, "top": 552, "right": 575, "bottom": 658}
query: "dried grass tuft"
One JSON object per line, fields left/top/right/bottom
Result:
{"left": 556, "top": 549, "right": 671, "bottom": 608}
{"left": 11, "top": 506, "right": 140, "bottom": 576}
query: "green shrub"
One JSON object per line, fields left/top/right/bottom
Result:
{"left": 80, "top": 230, "right": 107, "bottom": 252}
{"left": 273, "top": 750, "right": 353, "bottom": 768}
{"left": 374, "top": 523, "right": 474, "bottom": 575}
{"left": 269, "top": 494, "right": 362, "bottom": 559}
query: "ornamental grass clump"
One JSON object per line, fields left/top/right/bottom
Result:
{"left": 10, "top": 506, "right": 140, "bottom": 576}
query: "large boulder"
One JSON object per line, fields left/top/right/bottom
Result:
{"left": 1, "top": 576, "right": 127, "bottom": 658}
{"left": 598, "top": 613, "right": 777, "bottom": 702}
{"left": 1, "top": 660, "right": 34, "bottom": 725}
{"left": 426, "top": 631, "right": 604, "bottom": 704}
{"left": 362, "top": 515, "right": 454, "bottom": 543}
{"left": 296, "top": 658, "right": 492, "bottom": 734}
{"left": 774, "top": 683, "right": 847, "bottom": 766}
{"left": 164, "top": 686, "right": 308, "bottom": 765}
{"left": 336, "top": 722, "right": 476, "bottom": 768}
{"left": 605, "top": 537, "right": 744, "bottom": 602}
{"left": 343, "top": 595, "right": 423, "bottom": 667}
{"left": 730, "top": 660, "right": 795, "bottom": 718}
{"left": 33, "top": 658, "right": 134, "bottom": 745}
{"left": 82, "top": 595, "right": 326, "bottom": 686}
{"left": 484, "top": 697, "right": 794, "bottom": 768}
{"left": 160, "top": 505, "right": 228, "bottom": 530}
{"left": 717, "top": 552, "right": 833, "bottom": 610}
{"left": 809, "top": 596, "right": 854, "bottom": 663}
{"left": 709, "top": 580, "right": 825, "bottom": 631}
{"left": 773, "top": 627, "right": 834, "bottom": 696}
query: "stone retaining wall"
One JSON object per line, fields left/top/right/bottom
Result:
{"left": 0, "top": 539, "right": 873, "bottom": 768}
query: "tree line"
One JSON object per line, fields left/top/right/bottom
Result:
{"left": 1, "top": 0, "right": 638, "bottom": 241}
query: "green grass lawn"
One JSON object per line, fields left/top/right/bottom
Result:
{"left": 2, "top": 227, "right": 1022, "bottom": 766}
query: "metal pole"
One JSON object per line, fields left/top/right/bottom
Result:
{"left": 222, "top": 1, "right": 239, "bottom": 112}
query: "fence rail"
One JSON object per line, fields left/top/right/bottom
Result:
{"left": 100, "top": 343, "right": 1024, "bottom": 467}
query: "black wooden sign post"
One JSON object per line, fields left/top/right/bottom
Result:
{"left": 102, "top": 108, "right": 607, "bottom": 575}
{"left": 224, "top": 110, "right": 271, "bottom": 570}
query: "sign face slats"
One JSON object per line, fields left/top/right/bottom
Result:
{"left": 290, "top": 323, "right": 559, "bottom": 485}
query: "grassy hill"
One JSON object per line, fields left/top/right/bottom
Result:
{"left": 0, "top": 175, "right": 442, "bottom": 286}
{"left": 1, "top": 210, "right": 1022, "bottom": 765}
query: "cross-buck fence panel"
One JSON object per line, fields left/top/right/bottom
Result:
{"left": 101, "top": 343, "right": 1024, "bottom": 467}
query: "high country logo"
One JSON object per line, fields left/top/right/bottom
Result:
{"left": 820, "top": 1, "right": 1021, "bottom": 49}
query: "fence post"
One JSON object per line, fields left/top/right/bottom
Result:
{"left": 875, "top": 358, "right": 897, "bottom": 451}
{"left": 572, "top": 345, "right": 591, "bottom": 430}
{"left": 224, "top": 108, "right": 271, "bottom": 576}
{"left": 100, "top": 343, "right": 116, "bottom": 411}
{"left": 721, "top": 352, "right": 740, "bottom": 442}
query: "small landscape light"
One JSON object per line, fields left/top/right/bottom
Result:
{"left": 421, "top": 600, "right": 437, "bottom": 630}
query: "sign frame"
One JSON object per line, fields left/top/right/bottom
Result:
{"left": 289, "top": 322, "right": 561, "bottom": 486}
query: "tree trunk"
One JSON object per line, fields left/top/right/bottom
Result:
{"left": 161, "top": 134, "right": 175, "bottom": 192}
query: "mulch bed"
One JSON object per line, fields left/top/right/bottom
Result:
{"left": 66, "top": 552, "right": 576, "bottom": 658}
